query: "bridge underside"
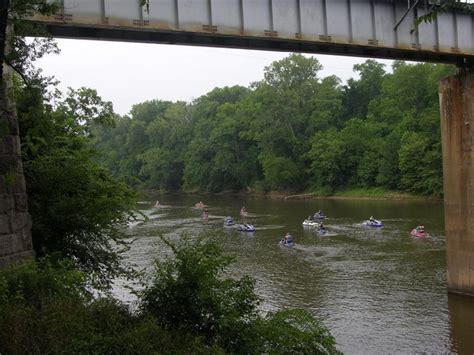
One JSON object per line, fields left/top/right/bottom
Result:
{"left": 42, "top": 23, "right": 472, "bottom": 65}
{"left": 28, "top": 0, "right": 474, "bottom": 65}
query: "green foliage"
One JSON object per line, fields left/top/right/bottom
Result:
{"left": 0, "top": 258, "right": 88, "bottom": 306}
{"left": 258, "top": 309, "right": 340, "bottom": 354}
{"left": 56, "top": 87, "right": 115, "bottom": 135}
{"left": 2, "top": 169, "right": 17, "bottom": 187}
{"left": 9, "top": 4, "right": 137, "bottom": 289}
{"left": 416, "top": 0, "right": 474, "bottom": 25}
{"left": 9, "top": 0, "right": 59, "bottom": 18}
{"left": 140, "top": 236, "right": 340, "bottom": 354}
{"left": 140, "top": 236, "right": 259, "bottom": 350}
{"left": 399, "top": 132, "right": 443, "bottom": 196}
{"left": 93, "top": 56, "right": 454, "bottom": 197}
{"left": 16, "top": 81, "right": 137, "bottom": 290}
{"left": 308, "top": 129, "right": 346, "bottom": 191}
{"left": 6, "top": 0, "right": 60, "bottom": 87}
{"left": 260, "top": 153, "right": 302, "bottom": 190}
{"left": 343, "top": 60, "right": 386, "bottom": 121}
{"left": 0, "top": 259, "right": 219, "bottom": 354}
{"left": 0, "top": 240, "right": 340, "bottom": 354}
{"left": 139, "top": 0, "right": 150, "bottom": 13}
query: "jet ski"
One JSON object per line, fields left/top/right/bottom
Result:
{"left": 224, "top": 217, "right": 235, "bottom": 226}
{"left": 362, "top": 219, "right": 384, "bottom": 228}
{"left": 279, "top": 241, "right": 295, "bottom": 247}
{"left": 316, "top": 227, "right": 327, "bottom": 235}
{"left": 313, "top": 212, "right": 327, "bottom": 220}
{"left": 236, "top": 223, "right": 255, "bottom": 232}
{"left": 302, "top": 219, "right": 319, "bottom": 227}
{"left": 279, "top": 233, "right": 295, "bottom": 247}
{"left": 411, "top": 228, "right": 426, "bottom": 238}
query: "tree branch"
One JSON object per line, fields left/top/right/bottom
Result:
{"left": 4, "top": 57, "right": 30, "bottom": 86}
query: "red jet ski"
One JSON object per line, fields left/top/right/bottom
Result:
{"left": 411, "top": 228, "right": 426, "bottom": 238}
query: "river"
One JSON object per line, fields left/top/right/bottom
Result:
{"left": 119, "top": 194, "right": 474, "bottom": 354}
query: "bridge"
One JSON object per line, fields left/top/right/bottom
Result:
{"left": 29, "top": 0, "right": 474, "bottom": 64}
{"left": 1, "top": 0, "right": 474, "bottom": 296}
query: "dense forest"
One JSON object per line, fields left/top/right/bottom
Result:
{"left": 92, "top": 54, "right": 454, "bottom": 197}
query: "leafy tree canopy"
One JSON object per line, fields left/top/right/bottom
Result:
{"left": 93, "top": 55, "right": 454, "bottom": 197}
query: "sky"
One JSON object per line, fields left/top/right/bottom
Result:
{"left": 36, "top": 38, "right": 393, "bottom": 116}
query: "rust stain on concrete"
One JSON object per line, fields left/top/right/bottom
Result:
{"left": 440, "top": 72, "right": 474, "bottom": 296}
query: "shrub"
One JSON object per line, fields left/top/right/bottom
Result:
{"left": 140, "top": 236, "right": 341, "bottom": 354}
{"left": 0, "top": 258, "right": 221, "bottom": 354}
{"left": 0, "top": 238, "right": 341, "bottom": 354}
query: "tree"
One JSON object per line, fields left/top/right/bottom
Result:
{"left": 17, "top": 82, "right": 137, "bottom": 289}
{"left": 4, "top": 0, "right": 59, "bottom": 86}
{"left": 243, "top": 54, "right": 325, "bottom": 190}
{"left": 138, "top": 101, "right": 191, "bottom": 190}
{"left": 308, "top": 129, "right": 347, "bottom": 191}
{"left": 259, "top": 153, "right": 301, "bottom": 190}
{"left": 376, "top": 131, "right": 402, "bottom": 189}
{"left": 342, "top": 60, "right": 386, "bottom": 121}
{"left": 183, "top": 86, "right": 252, "bottom": 192}
{"left": 399, "top": 132, "right": 442, "bottom": 196}
{"left": 308, "top": 75, "right": 343, "bottom": 132}
{"left": 92, "top": 56, "right": 451, "bottom": 197}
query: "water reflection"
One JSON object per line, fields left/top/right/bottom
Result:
{"left": 449, "top": 293, "right": 474, "bottom": 354}
{"left": 119, "top": 194, "right": 474, "bottom": 353}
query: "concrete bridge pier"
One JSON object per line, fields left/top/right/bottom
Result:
{"left": 440, "top": 69, "right": 474, "bottom": 296}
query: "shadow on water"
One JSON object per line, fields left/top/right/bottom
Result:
{"left": 449, "top": 293, "right": 474, "bottom": 354}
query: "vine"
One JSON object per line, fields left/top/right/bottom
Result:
{"left": 139, "top": 0, "right": 149, "bottom": 14}
{"left": 417, "top": 0, "right": 474, "bottom": 24}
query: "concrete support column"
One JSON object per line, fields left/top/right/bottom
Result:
{"left": 439, "top": 70, "right": 474, "bottom": 296}
{"left": 0, "top": 23, "right": 34, "bottom": 268}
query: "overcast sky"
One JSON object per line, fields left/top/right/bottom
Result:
{"left": 36, "top": 38, "right": 393, "bottom": 116}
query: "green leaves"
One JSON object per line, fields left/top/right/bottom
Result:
{"left": 259, "top": 153, "right": 301, "bottom": 190}
{"left": 56, "top": 87, "right": 115, "bottom": 135}
{"left": 399, "top": 132, "right": 442, "bottom": 196}
{"left": 0, "top": 239, "right": 340, "bottom": 354}
{"left": 141, "top": 236, "right": 257, "bottom": 347}
{"left": 139, "top": 0, "right": 150, "bottom": 13}
{"left": 93, "top": 56, "right": 452, "bottom": 197}
{"left": 140, "top": 236, "right": 340, "bottom": 353}
{"left": 17, "top": 81, "right": 137, "bottom": 290}
{"left": 260, "top": 309, "right": 340, "bottom": 354}
{"left": 416, "top": 0, "right": 474, "bottom": 25}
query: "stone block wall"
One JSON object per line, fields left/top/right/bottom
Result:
{"left": 0, "top": 25, "right": 35, "bottom": 268}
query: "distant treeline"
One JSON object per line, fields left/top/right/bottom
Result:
{"left": 92, "top": 55, "right": 454, "bottom": 196}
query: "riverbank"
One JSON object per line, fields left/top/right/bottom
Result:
{"left": 145, "top": 187, "right": 441, "bottom": 202}
{"left": 284, "top": 188, "right": 442, "bottom": 201}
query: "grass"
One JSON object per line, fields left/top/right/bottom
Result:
{"left": 331, "top": 187, "right": 433, "bottom": 200}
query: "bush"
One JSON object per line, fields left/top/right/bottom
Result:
{"left": 0, "top": 259, "right": 221, "bottom": 354}
{"left": 0, "top": 238, "right": 341, "bottom": 354}
{"left": 139, "top": 236, "right": 259, "bottom": 352}
{"left": 16, "top": 82, "right": 138, "bottom": 290}
{"left": 258, "top": 309, "right": 339, "bottom": 353}
{"left": 140, "top": 236, "right": 341, "bottom": 354}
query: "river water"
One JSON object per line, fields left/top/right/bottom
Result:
{"left": 120, "top": 194, "right": 474, "bottom": 354}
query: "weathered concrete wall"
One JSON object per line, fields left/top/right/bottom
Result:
{"left": 0, "top": 24, "right": 35, "bottom": 268}
{"left": 439, "top": 70, "right": 474, "bottom": 296}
